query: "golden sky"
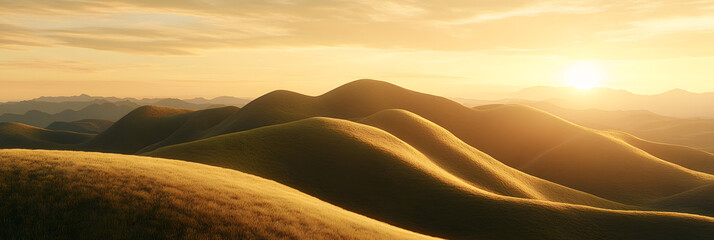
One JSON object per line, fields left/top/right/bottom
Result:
{"left": 1, "top": 0, "right": 713, "bottom": 101}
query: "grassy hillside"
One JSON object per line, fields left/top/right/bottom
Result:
{"left": 359, "top": 109, "right": 625, "bottom": 208}
{"left": 82, "top": 106, "right": 195, "bottom": 154}
{"left": 146, "top": 117, "right": 714, "bottom": 239}
{"left": 193, "top": 80, "right": 714, "bottom": 206}
{"left": 0, "top": 149, "right": 433, "bottom": 240}
{"left": 46, "top": 119, "right": 114, "bottom": 134}
{"left": 136, "top": 106, "right": 240, "bottom": 153}
{"left": 0, "top": 122, "right": 94, "bottom": 149}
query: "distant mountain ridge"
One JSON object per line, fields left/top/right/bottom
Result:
{"left": 0, "top": 102, "right": 137, "bottom": 128}
{"left": 0, "top": 97, "right": 243, "bottom": 128}
{"left": 464, "top": 86, "right": 714, "bottom": 119}
{"left": 28, "top": 94, "right": 251, "bottom": 106}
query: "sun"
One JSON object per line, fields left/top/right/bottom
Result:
{"left": 562, "top": 61, "right": 604, "bottom": 90}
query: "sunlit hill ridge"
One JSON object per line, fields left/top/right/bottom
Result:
{"left": 1, "top": 80, "right": 713, "bottom": 239}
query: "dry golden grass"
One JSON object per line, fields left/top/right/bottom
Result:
{"left": 0, "top": 122, "right": 94, "bottom": 149}
{"left": 146, "top": 116, "right": 714, "bottom": 239}
{"left": 0, "top": 149, "right": 434, "bottom": 240}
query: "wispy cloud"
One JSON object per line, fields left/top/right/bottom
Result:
{"left": 0, "top": 59, "right": 151, "bottom": 72}
{"left": 0, "top": 0, "right": 713, "bottom": 59}
{"left": 602, "top": 15, "right": 714, "bottom": 41}
{"left": 444, "top": 1, "right": 603, "bottom": 25}
{"left": 0, "top": 59, "right": 107, "bottom": 72}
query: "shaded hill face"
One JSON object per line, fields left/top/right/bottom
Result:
{"left": 82, "top": 106, "right": 240, "bottom": 154}
{"left": 136, "top": 106, "right": 240, "bottom": 154}
{"left": 46, "top": 119, "right": 114, "bottom": 134}
{"left": 0, "top": 102, "right": 138, "bottom": 128}
{"left": 82, "top": 106, "right": 195, "bottom": 154}
{"left": 190, "top": 80, "right": 714, "bottom": 206}
{"left": 0, "top": 122, "right": 94, "bottom": 149}
{"left": 359, "top": 109, "right": 625, "bottom": 208}
{"left": 0, "top": 149, "right": 432, "bottom": 240}
{"left": 146, "top": 117, "right": 714, "bottom": 240}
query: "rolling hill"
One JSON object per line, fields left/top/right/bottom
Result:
{"left": 0, "top": 122, "right": 94, "bottom": 149}
{"left": 54, "top": 80, "right": 713, "bottom": 209}
{"left": 1, "top": 80, "right": 713, "bottom": 239}
{"left": 46, "top": 119, "right": 114, "bottom": 134}
{"left": 0, "top": 149, "right": 432, "bottom": 240}
{"left": 146, "top": 116, "right": 714, "bottom": 239}
{"left": 82, "top": 106, "right": 195, "bottom": 154}
{"left": 137, "top": 106, "right": 240, "bottom": 153}
{"left": 184, "top": 80, "right": 713, "bottom": 205}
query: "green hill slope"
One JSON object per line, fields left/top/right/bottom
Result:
{"left": 196, "top": 79, "right": 714, "bottom": 206}
{"left": 0, "top": 149, "right": 433, "bottom": 240}
{"left": 0, "top": 122, "right": 94, "bottom": 149}
{"left": 146, "top": 117, "right": 714, "bottom": 239}
{"left": 82, "top": 106, "right": 195, "bottom": 154}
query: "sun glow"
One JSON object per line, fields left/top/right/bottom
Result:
{"left": 562, "top": 61, "right": 605, "bottom": 90}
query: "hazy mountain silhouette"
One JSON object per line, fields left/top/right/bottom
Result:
{"left": 476, "top": 86, "right": 714, "bottom": 119}
{"left": 0, "top": 102, "right": 138, "bottom": 128}
{"left": 46, "top": 119, "right": 114, "bottom": 134}
{"left": 479, "top": 101, "right": 714, "bottom": 154}
{"left": 0, "top": 99, "right": 116, "bottom": 115}
{"left": 0, "top": 98, "right": 238, "bottom": 128}
{"left": 29, "top": 94, "right": 249, "bottom": 107}
{"left": 0, "top": 95, "right": 248, "bottom": 119}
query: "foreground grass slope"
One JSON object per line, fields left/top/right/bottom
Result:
{"left": 0, "top": 122, "right": 93, "bottom": 149}
{"left": 0, "top": 149, "right": 433, "bottom": 240}
{"left": 147, "top": 117, "right": 714, "bottom": 240}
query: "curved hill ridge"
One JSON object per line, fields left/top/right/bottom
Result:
{"left": 0, "top": 122, "right": 93, "bottom": 149}
{"left": 46, "top": 119, "right": 114, "bottom": 134}
{"left": 137, "top": 106, "right": 240, "bottom": 153}
{"left": 0, "top": 149, "right": 431, "bottom": 240}
{"left": 82, "top": 105, "right": 196, "bottom": 154}
{"left": 146, "top": 117, "right": 714, "bottom": 239}
{"left": 192, "top": 79, "right": 714, "bottom": 205}
{"left": 359, "top": 109, "right": 624, "bottom": 207}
